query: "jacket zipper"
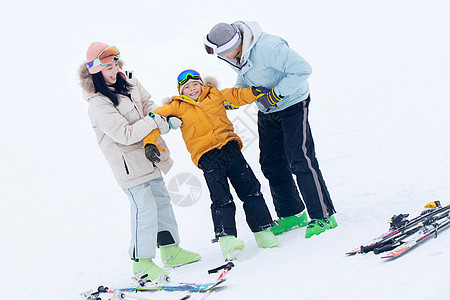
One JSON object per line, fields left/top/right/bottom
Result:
{"left": 126, "top": 94, "right": 144, "bottom": 119}
{"left": 197, "top": 102, "right": 221, "bottom": 149}
{"left": 218, "top": 56, "right": 248, "bottom": 70}
{"left": 179, "top": 94, "right": 221, "bottom": 146}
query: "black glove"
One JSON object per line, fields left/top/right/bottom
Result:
{"left": 145, "top": 144, "right": 161, "bottom": 163}
{"left": 252, "top": 87, "right": 284, "bottom": 110}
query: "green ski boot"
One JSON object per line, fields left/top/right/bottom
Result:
{"left": 305, "top": 215, "right": 338, "bottom": 238}
{"left": 218, "top": 235, "right": 245, "bottom": 261}
{"left": 254, "top": 228, "right": 279, "bottom": 248}
{"left": 270, "top": 211, "right": 309, "bottom": 236}
{"left": 160, "top": 245, "right": 201, "bottom": 268}
{"left": 133, "top": 258, "right": 168, "bottom": 281}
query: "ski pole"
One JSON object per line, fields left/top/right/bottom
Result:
{"left": 208, "top": 262, "right": 234, "bottom": 276}
{"left": 202, "top": 262, "right": 234, "bottom": 299}
{"left": 215, "top": 262, "right": 234, "bottom": 281}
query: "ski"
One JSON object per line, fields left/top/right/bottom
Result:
{"left": 369, "top": 210, "right": 449, "bottom": 254}
{"left": 81, "top": 287, "right": 152, "bottom": 300}
{"left": 82, "top": 262, "right": 234, "bottom": 300}
{"left": 346, "top": 201, "right": 450, "bottom": 255}
{"left": 381, "top": 215, "right": 450, "bottom": 258}
{"left": 113, "top": 278, "right": 226, "bottom": 292}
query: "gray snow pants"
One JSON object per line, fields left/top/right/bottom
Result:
{"left": 124, "top": 177, "right": 180, "bottom": 260}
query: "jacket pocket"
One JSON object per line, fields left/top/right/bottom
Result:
{"left": 116, "top": 96, "right": 135, "bottom": 115}
{"left": 115, "top": 96, "right": 141, "bottom": 124}
{"left": 182, "top": 124, "right": 197, "bottom": 142}
{"left": 121, "top": 148, "right": 155, "bottom": 179}
{"left": 122, "top": 156, "right": 130, "bottom": 175}
{"left": 219, "top": 116, "right": 233, "bottom": 127}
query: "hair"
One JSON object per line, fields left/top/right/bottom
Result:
{"left": 92, "top": 72, "right": 132, "bottom": 106}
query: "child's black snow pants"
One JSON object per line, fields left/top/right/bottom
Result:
{"left": 198, "top": 140, "right": 273, "bottom": 238}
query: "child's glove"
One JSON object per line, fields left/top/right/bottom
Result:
{"left": 252, "top": 86, "right": 271, "bottom": 96}
{"left": 167, "top": 116, "right": 182, "bottom": 129}
{"left": 145, "top": 143, "right": 161, "bottom": 163}
{"left": 224, "top": 102, "right": 239, "bottom": 110}
{"left": 252, "top": 87, "right": 284, "bottom": 110}
{"left": 149, "top": 112, "right": 170, "bottom": 134}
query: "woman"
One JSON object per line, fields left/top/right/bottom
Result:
{"left": 78, "top": 42, "right": 200, "bottom": 281}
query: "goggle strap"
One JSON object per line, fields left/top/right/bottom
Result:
{"left": 204, "top": 24, "right": 240, "bottom": 55}
{"left": 203, "top": 35, "right": 217, "bottom": 52}
{"left": 86, "top": 46, "right": 120, "bottom": 69}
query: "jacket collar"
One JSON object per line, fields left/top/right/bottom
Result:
{"left": 173, "top": 86, "right": 210, "bottom": 104}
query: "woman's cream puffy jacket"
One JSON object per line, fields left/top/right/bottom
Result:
{"left": 79, "top": 62, "right": 172, "bottom": 189}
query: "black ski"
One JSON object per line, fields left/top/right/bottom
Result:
{"left": 381, "top": 215, "right": 450, "bottom": 258}
{"left": 346, "top": 201, "right": 450, "bottom": 256}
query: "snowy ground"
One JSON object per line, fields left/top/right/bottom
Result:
{"left": 1, "top": 0, "right": 450, "bottom": 299}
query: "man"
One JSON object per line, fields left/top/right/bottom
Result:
{"left": 203, "top": 21, "right": 337, "bottom": 238}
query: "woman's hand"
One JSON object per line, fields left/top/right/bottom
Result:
{"left": 149, "top": 112, "right": 170, "bottom": 134}
{"left": 167, "top": 116, "right": 182, "bottom": 129}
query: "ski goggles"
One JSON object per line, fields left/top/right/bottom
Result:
{"left": 86, "top": 46, "right": 120, "bottom": 70}
{"left": 203, "top": 25, "right": 241, "bottom": 55}
{"left": 177, "top": 69, "right": 201, "bottom": 86}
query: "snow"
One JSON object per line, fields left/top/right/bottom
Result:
{"left": 1, "top": 0, "right": 450, "bottom": 299}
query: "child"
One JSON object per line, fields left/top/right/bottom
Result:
{"left": 143, "top": 69, "right": 278, "bottom": 260}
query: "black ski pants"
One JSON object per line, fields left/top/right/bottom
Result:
{"left": 258, "top": 96, "right": 335, "bottom": 220}
{"left": 198, "top": 141, "right": 273, "bottom": 238}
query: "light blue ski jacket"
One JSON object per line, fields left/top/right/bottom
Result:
{"left": 219, "top": 21, "right": 312, "bottom": 113}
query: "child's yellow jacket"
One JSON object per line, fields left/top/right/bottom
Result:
{"left": 143, "top": 85, "right": 256, "bottom": 168}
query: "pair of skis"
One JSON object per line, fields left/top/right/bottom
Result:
{"left": 81, "top": 262, "right": 234, "bottom": 300}
{"left": 346, "top": 201, "right": 450, "bottom": 258}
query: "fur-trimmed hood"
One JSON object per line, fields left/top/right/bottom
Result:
{"left": 203, "top": 76, "right": 219, "bottom": 89}
{"left": 78, "top": 60, "right": 125, "bottom": 97}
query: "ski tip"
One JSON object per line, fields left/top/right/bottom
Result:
{"left": 346, "top": 246, "right": 362, "bottom": 255}
{"left": 381, "top": 245, "right": 410, "bottom": 258}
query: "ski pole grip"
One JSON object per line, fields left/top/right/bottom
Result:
{"left": 225, "top": 262, "right": 234, "bottom": 271}
{"left": 208, "top": 262, "right": 235, "bottom": 274}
